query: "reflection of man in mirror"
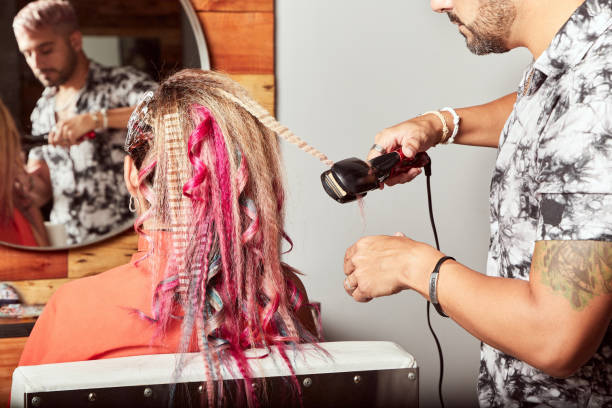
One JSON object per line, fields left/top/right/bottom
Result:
{"left": 13, "top": 0, "right": 157, "bottom": 245}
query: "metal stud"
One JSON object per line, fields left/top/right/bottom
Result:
{"left": 143, "top": 387, "right": 153, "bottom": 398}
{"left": 252, "top": 382, "right": 259, "bottom": 391}
{"left": 302, "top": 377, "right": 313, "bottom": 388}
{"left": 408, "top": 372, "right": 416, "bottom": 381}
{"left": 198, "top": 385, "right": 203, "bottom": 394}
{"left": 353, "top": 375, "right": 362, "bottom": 384}
{"left": 31, "top": 396, "right": 41, "bottom": 407}
{"left": 88, "top": 392, "right": 96, "bottom": 402}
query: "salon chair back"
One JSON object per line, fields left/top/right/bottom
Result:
{"left": 11, "top": 341, "right": 418, "bottom": 408}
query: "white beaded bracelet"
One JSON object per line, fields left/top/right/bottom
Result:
{"left": 440, "top": 107, "right": 460, "bottom": 144}
{"left": 421, "top": 110, "right": 449, "bottom": 144}
{"left": 101, "top": 108, "right": 108, "bottom": 129}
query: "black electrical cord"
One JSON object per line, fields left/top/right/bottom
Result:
{"left": 423, "top": 161, "right": 446, "bottom": 408}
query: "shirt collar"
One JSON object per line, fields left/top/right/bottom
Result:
{"left": 534, "top": 0, "right": 612, "bottom": 78}
{"left": 131, "top": 230, "right": 172, "bottom": 264}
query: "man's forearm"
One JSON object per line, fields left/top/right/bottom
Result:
{"left": 435, "top": 264, "right": 556, "bottom": 370}
{"left": 106, "top": 106, "right": 136, "bottom": 129}
{"left": 435, "top": 257, "right": 610, "bottom": 377}
{"left": 442, "top": 92, "right": 516, "bottom": 148}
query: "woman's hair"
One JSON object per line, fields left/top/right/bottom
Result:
{"left": 13, "top": 0, "right": 79, "bottom": 35}
{"left": 126, "top": 70, "right": 323, "bottom": 406}
{"left": 0, "top": 99, "right": 23, "bottom": 224}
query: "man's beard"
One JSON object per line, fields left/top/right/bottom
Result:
{"left": 448, "top": 1, "right": 516, "bottom": 55}
{"left": 36, "top": 47, "right": 78, "bottom": 87}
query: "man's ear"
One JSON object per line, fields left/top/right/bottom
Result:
{"left": 124, "top": 155, "right": 140, "bottom": 197}
{"left": 68, "top": 30, "right": 82, "bottom": 52}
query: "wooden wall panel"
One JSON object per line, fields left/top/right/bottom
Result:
{"left": 0, "top": 337, "right": 28, "bottom": 405}
{"left": 7, "top": 279, "right": 71, "bottom": 305}
{"left": 74, "top": 0, "right": 180, "bottom": 32}
{"left": 0, "top": 231, "right": 137, "bottom": 284}
{"left": 198, "top": 12, "right": 274, "bottom": 73}
{"left": 0, "top": 247, "right": 66, "bottom": 281}
{"left": 230, "top": 74, "right": 275, "bottom": 114}
{"left": 68, "top": 232, "right": 137, "bottom": 279}
{"left": 191, "top": 0, "right": 273, "bottom": 12}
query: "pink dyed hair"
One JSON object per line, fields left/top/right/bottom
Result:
{"left": 126, "top": 70, "right": 317, "bottom": 407}
{"left": 13, "top": 0, "right": 79, "bottom": 35}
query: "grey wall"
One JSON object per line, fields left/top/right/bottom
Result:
{"left": 276, "top": 1, "right": 532, "bottom": 407}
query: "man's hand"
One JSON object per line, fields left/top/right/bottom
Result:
{"left": 368, "top": 115, "right": 443, "bottom": 186}
{"left": 13, "top": 165, "right": 34, "bottom": 209}
{"left": 49, "top": 113, "right": 96, "bottom": 147}
{"left": 343, "top": 232, "right": 444, "bottom": 302}
{"left": 23, "top": 160, "right": 52, "bottom": 208}
{"left": 367, "top": 93, "right": 516, "bottom": 187}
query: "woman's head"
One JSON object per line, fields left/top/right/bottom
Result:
{"left": 125, "top": 69, "right": 315, "bottom": 405}
{"left": 0, "top": 98, "right": 23, "bottom": 222}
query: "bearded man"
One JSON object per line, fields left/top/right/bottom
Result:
{"left": 13, "top": 0, "right": 157, "bottom": 245}
{"left": 343, "top": 0, "right": 612, "bottom": 406}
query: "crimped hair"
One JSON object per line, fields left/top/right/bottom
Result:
{"left": 13, "top": 0, "right": 79, "bottom": 35}
{"left": 126, "top": 70, "right": 321, "bottom": 407}
{"left": 0, "top": 99, "right": 24, "bottom": 224}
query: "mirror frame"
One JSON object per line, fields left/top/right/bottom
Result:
{"left": 179, "top": 0, "right": 211, "bottom": 71}
{"left": 0, "top": 0, "right": 211, "bottom": 280}
{"left": 0, "top": 0, "right": 211, "bottom": 253}
{"left": 0, "top": 0, "right": 276, "bottom": 298}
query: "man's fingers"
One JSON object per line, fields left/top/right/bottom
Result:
{"left": 367, "top": 148, "right": 384, "bottom": 161}
{"left": 344, "top": 245, "right": 357, "bottom": 276}
{"left": 66, "top": 129, "right": 74, "bottom": 144}
{"left": 48, "top": 127, "right": 58, "bottom": 145}
{"left": 352, "top": 288, "right": 372, "bottom": 303}
{"left": 344, "top": 274, "right": 357, "bottom": 295}
{"left": 385, "top": 167, "right": 422, "bottom": 186}
{"left": 401, "top": 138, "right": 421, "bottom": 160}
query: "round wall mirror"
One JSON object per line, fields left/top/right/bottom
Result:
{"left": 0, "top": 0, "right": 209, "bottom": 251}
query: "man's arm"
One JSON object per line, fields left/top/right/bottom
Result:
{"left": 49, "top": 106, "right": 136, "bottom": 146}
{"left": 437, "top": 240, "right": 611, "bottom": 377}
{"left": 25, "top": 159, "right": 52, "bottom": 208}
{"left": 344, "top": 237, "right": 611, "bottom": 377}
{"left": 449, "top": 92, "right": 516, "bottom": 147}
{"left": 368, "top": 92, "right": 516, "bottom": 185}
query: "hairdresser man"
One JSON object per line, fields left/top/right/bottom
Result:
{"left": 13, "top": 0, "right": 156, "bottom": 245}
{"left": 343, "top": 0, "right": 611, "bottom": 406}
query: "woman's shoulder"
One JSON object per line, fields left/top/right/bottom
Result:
{"left": 52, "top": 260, "right": 145, "bottom": 307}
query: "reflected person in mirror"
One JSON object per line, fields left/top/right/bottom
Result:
{"left": 343, "top": 0, "right": 611, "bottom": 406}
{"left": 13, "top": 0, "right": 157, "bottom": 245}
{"left": 0, "top": 98, "right": 48, "bottom": 247}
{"left": 17, "top": 70, "right": 317, "bottom": 407}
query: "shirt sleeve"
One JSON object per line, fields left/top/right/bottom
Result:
{"left": 537, "top": 193, "right": 612, "bottom": 241}
{"left": 535, "top": 99, "right": 612, "bottom": 242}
{"left": 114, "top": 67, "right": 158, "bottom": 107}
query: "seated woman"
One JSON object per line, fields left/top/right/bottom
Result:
{"left": 18, "top": 70, "right": 317, "bottom": 405}
{"left": 0, "top": 98, "right": 48, "bottom": 246}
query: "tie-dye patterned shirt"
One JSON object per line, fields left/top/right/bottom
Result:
{"left": 478, "top": 0, "right": 612, "bottom": 406}
{"left": 29, "top": 61, "right": 157, "bottom": 245}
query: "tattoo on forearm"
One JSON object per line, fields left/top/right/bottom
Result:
{"left": 536, "top": 241, "right": 612, "bottom": 310}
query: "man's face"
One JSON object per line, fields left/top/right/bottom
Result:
{"left": 15, "top": 27, "right": 79, "bottom": 87}
{"left": 446, "top": 0, "right": 517, "bottom": 55}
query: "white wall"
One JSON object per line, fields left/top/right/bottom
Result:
{"left": 82, "top": 36, "right": 121, "bottom": 67}
{"left": 276, "top": 1, "right": 532, "bottom": 407}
